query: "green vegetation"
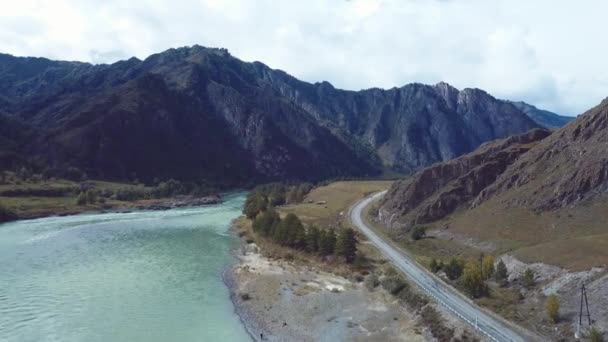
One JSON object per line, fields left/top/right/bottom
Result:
{"left": 244, "top": 182, "right": 313, "bottom": 219}
{"left": 495, "top": 259, "right": 508, "bottom": 285}
{"left": 590, "top": 327, "right": 604, "bottom": 342}
{"left": 336, "top": 228, "right": 358, "bottom": 263}
{"left": 249, "top": 206, "right": 358, "bottom": 263}
{"left": 410, "top": 226, "right": 427, "bottom": 240}
{"left": 429, "top": 258, "right": 442, "bottom": 273}
{"left": 481, "top": 255, "right": 495, "bottom": 280}
{"left": 545, "top": 294, "right": 559, "bottom": 323}
{"left": 462, "top": 262, "right": 489, "bottom": 298}
{"left": 420, "top": 306, "right": 455, "bottom": 342}
{"left": 522, "top": 268, "right": 535, "bottom": 289}
{"left": 444, "top": 258, "right": 464, "bottom": 280}
{"left": 0, "top": 202, "right": 17, "bottom": 223}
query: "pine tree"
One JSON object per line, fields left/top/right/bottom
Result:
{"left": 252, "top": 208, "right": 280, "bottom": 236}
{"left": 86, "top": 190, "right": 97, "bottom": 204}
{"left": 306, "top": 225, "right": 320, "bottom": 252}
{"left": 522, "top": 268, "right": 535, "bottom": 289}
{"left": 495, "top": 259, "right": 508, "bottom": 285}
{"left": 336, "top": 228, "right": 358, "bottom": 263}
{"left": 319, "top": 229, "right": 337, "bottom": 256}
{"left": 244, "top": 193, "right": 267, "bottom": 219}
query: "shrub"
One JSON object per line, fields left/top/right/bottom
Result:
{"left": 545, "top": 294, "right": 559, "bottom": 323}
{"left": 522, "top": 268, "right": 535, "bottom": 289}
{"left": 240, "top": 293, "right": 251, "bottom": 301}
{"left": 444, "top": 258, "right": 464, "bottom": 280}
{"left": 430, "top": 258, "right": 442, "bottom": 273}
{"left": 0, "top": 203, "right": 18, "bottom": 223}
{"left": 590, "top": 327, "right": 604, "bottom": 342}
{"left": 410, "top": 226, "right": 427, "bottom": 240}
{"left": 420, "top": 306, "right": 454, "bottom": 341}
{"left": 399, "top": 289, "right": 428, "bottom": 311}
{"left": 76, "top": 192, "right": 87, "bottom": 205}
{"left": 364, "top": 274, "right": 379, "bottom": 290}
{"left": 462, "top": 263, "right": 489, "bottom": 298}
{"left": 381, "top": 276, "right": 407, "bottom": 295}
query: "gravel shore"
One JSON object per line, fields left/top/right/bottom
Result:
{"left": 227, "top": 243, "right": 427, "bottom": 342}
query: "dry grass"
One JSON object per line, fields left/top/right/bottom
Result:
{"left": 278, "top": 180, "right": 392, "bottom": 227}
{"left": 426, "top": 194, "right": 608, "bottom": 271}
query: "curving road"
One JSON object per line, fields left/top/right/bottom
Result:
{"left": 350, "top": 191, "right": 527, "bottom": 342}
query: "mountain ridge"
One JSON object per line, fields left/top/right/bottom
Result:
{"left": 0, "top": 45, "right": 558, "bottom": 184}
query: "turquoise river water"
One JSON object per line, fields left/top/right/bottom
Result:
{"left": 0, "top": 192, "right": 251, "bottom": 342}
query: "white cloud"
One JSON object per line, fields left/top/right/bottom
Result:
{"left": 0, "top": 0, "right": 606, "bottom": 115}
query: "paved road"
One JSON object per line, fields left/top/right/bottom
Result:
{"left": 350, "top": 191, "right": 526, "bottom": 342}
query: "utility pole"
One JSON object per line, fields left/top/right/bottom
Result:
{"left": 577, "top": 282, "right": 592, "bottom": 338}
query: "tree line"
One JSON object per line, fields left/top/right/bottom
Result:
{"left": 244, "top": 182, "right": 313, "bottom": 219}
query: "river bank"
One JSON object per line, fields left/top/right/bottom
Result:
{"left": 1, "top": 194, "right": 223, "bottom": 222}
{"left": 226, "top": 236, "right": 427, "bottom": 341}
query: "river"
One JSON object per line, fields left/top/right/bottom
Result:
{"left": 0, "top": 192, "right": 251, "bottom": 342}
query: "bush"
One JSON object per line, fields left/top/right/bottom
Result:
{"left": 410, "top": 226, "right": 427, "bottom": 240}
{"left": 364, "top": 274, "right": 379, "bottom": 290}
{"left": 420, "top": 306, "right": 454, "bottom": 341}
{"left": 399, "top": 289, "right": 428, "bottom": 311}
{"left": 381, "top": 276, "right": 407, "bottom": 295}
{"left": 545, "top": 294, "right": 559, "bottom": 323}
{"left": 76, "top": 192, "right": 87, "bottom": 205}
{"left": 0, "top": 203, "right": 18, "bottom": 223}
{"left": 444, "top": 258, "right": 464, "bottom": 280}
{"left": 240, "top": 293, "right": 251, "bottom": 301}
{"left": 462, "top": 263, "right": 489, "bottom": 298}
{"left": 430, "top": 258, "right": 442, "bottom": 273}
{"left": 590, "top": 327, "right": 604, "bottom": 342}
{"left": 522, "top": 268, "right": 535, "bottom": 289}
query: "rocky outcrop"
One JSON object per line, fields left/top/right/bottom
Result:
{"left": 380, "top": 129, "right": 551, "bottom": 228}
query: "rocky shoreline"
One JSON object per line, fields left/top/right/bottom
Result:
{"left": 226, "top": 230, "right": 427, "bottom": 342}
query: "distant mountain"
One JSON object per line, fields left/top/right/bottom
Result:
{"left": 0, "top": 46, "right": 542, "bottom": 184}
{"left": 380, "top": 97, "right": 608, "bottom": 229}
{"left": 509, "top": 101, "right": 573, "bottom": 129}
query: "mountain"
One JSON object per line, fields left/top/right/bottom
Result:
{"left": 380, "top": 97, "right": 608, "bottom": 229}
{"left": 510, "top": 101, "right": 573, "bottom": 129}
{"left": 0, "top": 46, "right": 542, "bottom": 184}
{"left": 379, "top": 129, "right": 551, "bottom": 227}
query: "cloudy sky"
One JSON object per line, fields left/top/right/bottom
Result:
{"left": 1, "top": 0, "right": 606, "bottom": 115}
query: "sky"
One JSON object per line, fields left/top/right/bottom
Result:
{"left": 1, "top": 0, "right": 606, "bottom": 116}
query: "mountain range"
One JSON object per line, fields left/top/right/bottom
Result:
{"left": 0, "top": 45, "right": 570, "bottom": 185}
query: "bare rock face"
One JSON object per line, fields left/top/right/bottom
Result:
{"left": 380, "top": 129, "right": 551, "bottom": 228}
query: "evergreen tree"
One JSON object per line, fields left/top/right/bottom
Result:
{"left": 306, "top": 225, "right": 320, "bottom": 252}
{"left": 522, "top": 268, "right": 535, "bottom": 289}
{"left": 243, "top": 193, "right": 267, "bottom": 219}
{"left": 495, "top": 259, "right": 508, "bottom": 285}
{"left": 319, "top": 229, "right": 337, "bottom": 256}
{"left": 280, "top": 213, "right": 303, "bottom": 247}
{"left": 336, "top": 228, "right": 358, "bottom": 263}
{"left": 252, "top": 208, "right": 280, "bottom": 236}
